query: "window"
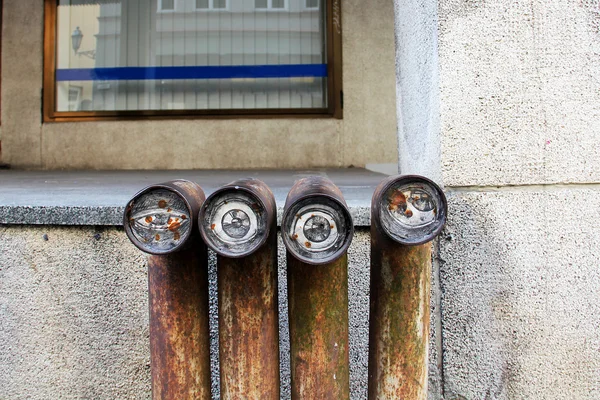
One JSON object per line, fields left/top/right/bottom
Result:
{"left": 68, "top": 86, "right": 83, "bottom": 111}
{"left": 158, "top": 0, "right": 175, "bottom": 11}
{"left": 255, "top": 0, "right": 286, "bottom": 10}
{"left": 305, "top": 0, "right": 319, "bottom": 9}
{"left": 196, "top": 0, "right": 228, "bottom": 10}
{"left": 43, "top": 0, "right": 342, "bottom": 121}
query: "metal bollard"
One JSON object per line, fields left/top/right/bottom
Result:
{"left": 123, "top": 180, "right": 211, "bottom": 400}
{"left": 198, "top": 178, "right": 280, "bottom": 400}
{"left": 368, "top": 175, "right": 447, "bottom": 399}
{"left": 282, "top": 176, "right": 354, "bottom": 399}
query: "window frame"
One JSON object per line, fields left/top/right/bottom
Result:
{"left": 195, "top": 0, "right": 229, "bottom": 11}
{"left": 157, "top": 0, "right": 176, "bottom": 12}
{"left": 42, "top": 0, "right": 343, "bottom": 122}
{"left": 254, "top": 0, "right": 288, "bottom": 11}
{"left": 305, "top": 0, "right": 319, "bottom": 10}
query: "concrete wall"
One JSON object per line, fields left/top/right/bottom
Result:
{"left": 0, "top": 0, "right": 398, "bottom": 169}
{"left": 2, "top": 0, "right": 600, "bottom": 398}
{"left": 0, "top": 226, "right": 382, "bottom": 399}
{"left": 437, "top": 0, "right": 600, "bottom": 398}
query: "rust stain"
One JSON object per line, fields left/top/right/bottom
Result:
{"left": 167, "top": 218, "right": 173, "bottom": 225}
{"left": 155, "top": 234, "right": 160, "bottom": 241}
{"left": 292, "top": 233, "right": 299, "bottom": 240}
{"left": 288, "top": 253, "right": 350, "bottom": 399}
{"left": 368, "top": 224, "right": 431, "bottom": 399}
{"left": 168, "top": 221, "right": 181, "bottom": 232}
{"left": 181, "top": 215, "right": 187, "bottom": 220}
{"left": 158, "top": 200, "right": 168, "bottom": 208}
{"left": 405, "top": 209, "right": 413, "bottom": 218}
{"left": 173, "top": 231, "right": 181, "bottom": 241}
{"left": 388, "top": 190, "right": 407, "bottom": 212}
{"left": 218, "top": 231, "right": 279, "bottom": 399}
{"left": 167, "top": 208, "right": 172, "bottom": 212}
{"left": 211, "top": 224, "right": 216, "bottom": 230}
{"left": 145, "top": 216, "right": 153, "bottom": 223}
{"left": 330, "top": 225, "right": 335, "bottom": 229}
{"left": 305, "top": 242, "right": 312, "bottom": 248}
{"left": 148, "top": 247, "right": 211, "bottom": 399}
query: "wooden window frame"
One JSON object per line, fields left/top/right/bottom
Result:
{"left": 42, "top": 0, "right": 343, "bottom": 122}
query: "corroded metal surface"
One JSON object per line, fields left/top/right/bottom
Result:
{"left": 373, "top": 175, "right": 447, "bottom": 246}
{"left": 199, "top": 178, "right": 277, "bottom": 258}
{"left": 213, "top": 179, "right": 280, "bottom": 399}
{"left": 288, "top": 253, "right": 350, "bottom": 399}
{"left": 148, "top": 242, "right": 212, "bottom": 400}
{"left": 126, "top": 180, "right": 211, "bottom": 399}
{"left": 282, "top": 176, "right": 354, "bottom": 265}
{"left": 218, "top": 230, "right": 280, "bottom": 399}
{"left": 124, "top": 180, "right": 206, "bottom": 255}
{"left": 368, "top": 175, "right": 434, "bottom": 399}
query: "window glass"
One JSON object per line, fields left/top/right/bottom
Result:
{"left": 196, "top": 0, "right": 209, "bottom": 8}
{"left": 51, "top": 0, "right": 333, "bottom": 116}
{"left": 254, "top": 0, "right": 267, "bottom": 9}
{"left": 160, "top": 0, "right": 175, "bottom": 11}
{"left": 272, "top": 0, "right": 285, "bottom": 9}
{"left": 306, "top": 0, "right": 318, "bottom": 9}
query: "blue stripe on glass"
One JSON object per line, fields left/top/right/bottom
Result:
{"left": 56, "top": 64, "right": 328, "bottom": 81}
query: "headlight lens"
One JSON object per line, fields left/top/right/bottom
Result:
{"left": 378, "top": 177, "right": 446, "bottom": 245}
{"left": 125, "top": 188, "right": 192, "bottom": 254}
{"left": 283, "top": 196, "right": 352, "bottom": 264}
{"left": 200, "top": 190, "right": 268, "bottom": 257}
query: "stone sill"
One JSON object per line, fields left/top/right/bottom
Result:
{"left": 0, "top": 169, "right": 388, "bottom": 227}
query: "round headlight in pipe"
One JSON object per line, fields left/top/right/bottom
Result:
{"left": 123, "top": 180, "right": 205, "bottom": 255}
{"left": 372, "top": 175, "right": 447, "bottom": 245}
{"left": 199, "top": 178, "right": 275, "bottom": 258}
{"left": 282, "top": 176, "right": 354, "bottom": 265}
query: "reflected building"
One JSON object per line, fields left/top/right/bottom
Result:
{"left": 57, "top": 0, "right": 327, "bottom": 112}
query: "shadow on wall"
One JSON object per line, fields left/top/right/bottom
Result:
{"left": 438, "top": 190, "right": 600, "bottom": 399}
{"left": 439, "top": 194, "right": 515, "bottom": 399}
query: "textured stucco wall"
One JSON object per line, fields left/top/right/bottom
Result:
{"left": 2, "top": 226, "right": 441, "bottom": 399}
{"left": 1, "top": 0, "right": 398, "bottom": 170}
{"left": 437, "top": 0, "right": 600, "bottom": 398}
{"left": 439, "top": 189, "right": 600, "bottom": 399}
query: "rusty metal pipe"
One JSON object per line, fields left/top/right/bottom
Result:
{"left": 282, "top": 176, "right": 354, "bottom": 399}
{"left": 124, "top": 180, "right": 212, "bottom": 400}
{"left": 368, "top": 175, "right": 447, "bottom": 399}
{"left": 199, "top": 178, "right": 280, "bottom": 400}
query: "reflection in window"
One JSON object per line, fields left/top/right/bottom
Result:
{"left": 196, "top": 0, "right": 228, "bottom": 9}
{"left": 306, "top": 0, "right": 318, "bottom": 9}
{"left": 54, "top": 0, "right": 327, "bottom": 113}
{"left": 255, "top": 0, "right": 286, "bottom": 10}
{"left": 159, "top": 0, "right": 175, "bottom": 11}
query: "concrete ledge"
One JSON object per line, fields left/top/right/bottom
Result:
{"left": 0, "top": 169, "right": 386, "bottom": 226}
